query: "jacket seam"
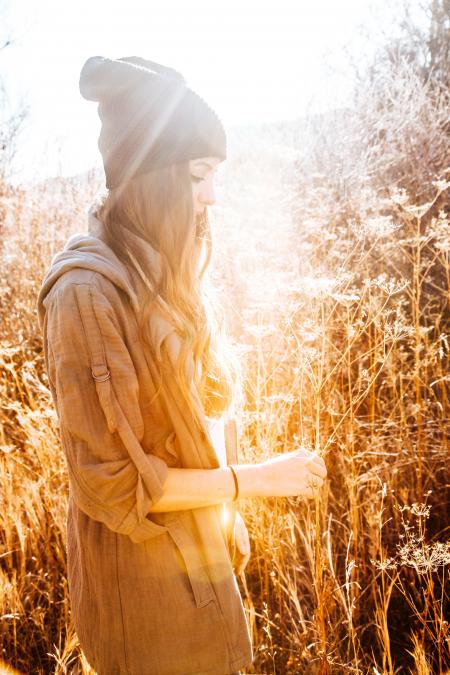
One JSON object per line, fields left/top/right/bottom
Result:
{"left": 87, "top": 282, "right": 109, "bottom": 375}
{"left": 46, "top": 326, "right": 59, "bottom": 392}
{"left": 71, "top": 282, "right": 94, "bottom": 362}
{"left": 114, "top": 532, "right": 130, "bottom": 674}
{"left": 115, "top": 499, "right": 140, "bottom": 535}
{"left": 55, "top": 271, "right": 106, "bottom": 289}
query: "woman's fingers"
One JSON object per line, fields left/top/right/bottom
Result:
{"left": 234, "top": 546, "right": 251, "bottom": 575}
{"left": 309, "top": 463, "right": 327, "bottom": 480}
{"left": 306, "top": 475, "right": 324, "bottom": 489}
{"left": 303, "top": 487, "right": 318, "bottom": 500}
{"left": 233, "top": 513, "right": 251, "bottom": 575}
{"left": 262, "top": 448, "right": 328, "bottom": 498}
{"left": 306, "top": 455, "right": 328, "bottom": 480}
{"left": 235, "top": 519, "right": 250, "bottom": 556}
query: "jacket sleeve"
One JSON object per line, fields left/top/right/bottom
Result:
{"left": 42, "top": 280, "right": 170, "bottom": 544}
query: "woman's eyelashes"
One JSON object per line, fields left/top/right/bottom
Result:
{"left": 191, "top": 171, "right": 219, "bottom": 185}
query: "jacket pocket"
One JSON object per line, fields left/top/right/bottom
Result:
{"left": 166, "top": 517, "right": 216, "bottom": 608}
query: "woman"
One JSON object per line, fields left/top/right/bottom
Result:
{"left": 37, "top": 56, "right": 327, "bottom": 675}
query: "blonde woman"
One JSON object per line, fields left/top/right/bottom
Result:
{"left": 37, "top": 56, "right": 327, "bottom": 675}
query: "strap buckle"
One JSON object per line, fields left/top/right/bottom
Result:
{"left": 91, "top": 365, "right": 111, "bottom": 382}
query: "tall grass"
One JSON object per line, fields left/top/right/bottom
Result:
{"left": 1, "top": 61, "right": 449, "bottom": 673}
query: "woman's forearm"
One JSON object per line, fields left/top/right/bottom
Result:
{"left": 148, "top": 464, "right": 263, "bottom": 513}
{"left": 148, "top": 448, "right": 328, "bottom": 513}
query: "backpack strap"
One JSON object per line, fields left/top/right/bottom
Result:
{"left": 75, "top": 283, "right": 118, "bottom": 434}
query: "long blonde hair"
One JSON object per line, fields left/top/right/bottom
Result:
{"left": 95, "top": 161, "right": 242, "bottom": 429}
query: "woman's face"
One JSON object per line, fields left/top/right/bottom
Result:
{"left": 189, "top": 156, "right": 221, "bottom": 221}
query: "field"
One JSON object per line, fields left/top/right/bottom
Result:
{"left": 1, "top": 61, "right": 450, "bottom": 673}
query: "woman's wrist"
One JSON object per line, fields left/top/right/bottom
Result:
{"left": 227, "top": 465, "right": 239, "bottom": 501}
{"left": 148, "top": 463, "right": 267, "bottom": 513}
{"left": 229, "top": 463, "right": 265, "bottom": 499}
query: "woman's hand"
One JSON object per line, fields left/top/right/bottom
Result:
{"left": 232, "top": 511, "right": 251, "bottom": 576}
{"left": 258, "top": 447, "right": 327, "bottom": 498}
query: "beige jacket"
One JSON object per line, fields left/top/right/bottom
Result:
{"left": 36, "top": 205, "right": 253, "bottom": 675}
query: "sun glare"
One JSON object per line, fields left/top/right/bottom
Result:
{"left": 1, "top": 0, "right": 399, "bottom": 184}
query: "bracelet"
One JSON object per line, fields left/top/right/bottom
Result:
{"left": 228, "top": 464, "right": 239, "bottom": 502}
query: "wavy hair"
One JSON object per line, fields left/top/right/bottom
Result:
{"left": 94, "top": 161, "right": 242, "bottom": 430}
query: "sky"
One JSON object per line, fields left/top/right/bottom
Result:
{"left": 0, "top": 0, "right": 413, "bottom": 185}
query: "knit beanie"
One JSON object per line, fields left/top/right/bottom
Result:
{"left": 79, "top": 55, "right": 227, "bottom": 189}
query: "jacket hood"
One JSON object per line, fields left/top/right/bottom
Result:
{"left": 37, "top": 202, "right": 162, "bottom": 330}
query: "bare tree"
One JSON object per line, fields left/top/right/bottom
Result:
{"left": 0, "top": 0, "right": 29, "bottom": 182}
{"left": 357, "top": 0, "right": 450, "bottom": 91}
